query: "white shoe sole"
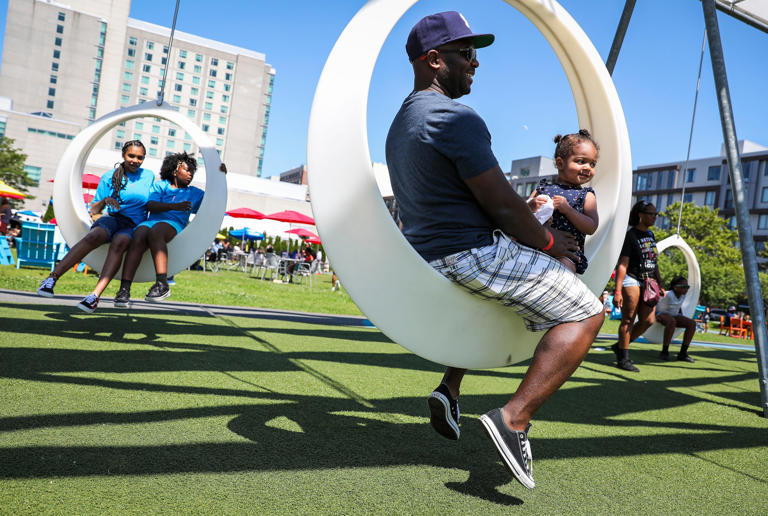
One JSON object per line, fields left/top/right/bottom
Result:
{"left": 479, "top": 413, "right": 535, "bottom": 489}
{"left": 145, "top": 291, "right": 170, "bottom": 302}
{"left": 77, "top": 302, "right": 97, "bottom": 314}
{"left": 37, "top": 289, "right": 54, "bottom": 298}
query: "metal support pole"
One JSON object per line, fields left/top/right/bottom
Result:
{"left": 605, "top": 0, "right": 637, "bottom": 75}
{"left": 702, "top": 0, "right": 768, "bottom": 418}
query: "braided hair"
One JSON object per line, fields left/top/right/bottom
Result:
{"left": 111, "top": 140, "right": 146, "bottom": 202}
{"left": 159, "top": 151, "right": 198, "bottom": 185}
{"left": 553, "top": 129, "right": 600, "bottom": 163}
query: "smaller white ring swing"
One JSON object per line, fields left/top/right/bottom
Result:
{"left": 640, "top": 31, "right": 706, "bottom": 344}
{"left": 53, "top": 103, "right": 227, "bottom": 283}
{"left": 308, "top": 0, "right": 633, "bottom": 369}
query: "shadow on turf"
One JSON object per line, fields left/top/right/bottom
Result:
{"left": 2, "top": 302, "right": 767, "bottom": 505}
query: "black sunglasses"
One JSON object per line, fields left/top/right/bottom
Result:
{"left": 641, "top": 211, "right": 658, "bottom": 216}
{"left": 435, "top": 47, "right": 477, "bottom": 62}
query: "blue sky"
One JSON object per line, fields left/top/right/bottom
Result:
{"left": 1, "top": 1, "right": 767, "bottom": 177}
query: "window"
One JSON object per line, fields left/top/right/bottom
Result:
{"left": 173, "top": 84, "right": 182, "bottom": 92}
{"left": 184, "top": 143, "right": 192, "bottom": 151}
{"left": 203, "top": 113, "right": 211, "bottom": 121}
{"left": 53, "top": 49, "right": 60, "bottom": 59}
{"left": 121, "top": 95, "right": 129, "bottom": 104}
{"left": 23, "top": 165, "right": 42, "bottom": 186}
{"left": 226, "top": 61, "right": 233, "bottom": 70}
{"left": 211, "top": 57, "right": 218, "bottom": 66}
{"left": 176, "top": 72, "right": 184, "bottom": 81}
{"left": 195, "top": 53, "right": 203, "bottom": 62}
{"left": 209, "top": 69, "right": 217, "bottom": 77}
{"left": 220, "top": 105, "right": 228, "bottom": 114}
{"left": 189, "top": 98, "right": 197, "bottom": 106}
{"left": 224, "top": 84, "right": 231, "bottom": 92}
{"left": 192, "top": 76, "right": 200, "bottom": 85}
{"left": 161, "top": 57, "right": 167, "bottom": 66}
{"left": 123, "top": 71, "right": 133, "bottom": 80}
{"left": 150, "top": 136, "right": 159, "bottom": 145}
{"left": 54, "top": 37, "right": 62, "bottom": 47}
{"left": 122, "top": 83, "right": 131, "bottom": 92}
{"left": 193, "top": 65, "right": 201, "bottom": 73}
{"left": 168, "top": 128, "right": 176, "bottom": 136}
{"left": 202, "top": 124, "right": 209, "bottom": 132}
{"left": 152, "top": 125, "right": 160, "bottom": 134}
{"left": 216, "top": 138, "right": 224, "bottom": 147}
{"left": 705, "top": 190, "right": 716, "bottom": 207}
{"left": 685, "top": 168, "right": 695, "bottom": 183}
{"left": 179, "top": 50, "right": 187, "bottom": 58}
{"left": 221, "top": 94, "right": 229, "bottom": 103}
{"left": 141, "top": 76, "right": 150, "bottom": 85}
{"left": 135, "top": 121, "right": 144, "bottom": 130}
{"left": 142, "top": 64, "right": 151, "bottom": 73}
{"left": 708, "top": 165, "right": 721, "bottom": 181}
{"left": 167, "top": 139, "right": 175, "bottom": 148}
{"left": 146, "top": 41, "right": 154, "bottom": 50}
{"left": 127, "top": 48, "right": 135, "bottom": 57}
{"left": 204, "top": 102, "right": 213, "bottom": 110}
{"left": 48, "top": 87, "right": 55, "bottom": 96}
{"left": 190, "top": 87, "right": 198, "bottom": 96}
{"left": 636, "top": 172, "right": 652, "bottom": 190}
{"left": 218, "top": 116, "right": 226, "bottom": 124}
{"left": 56, "top": 24, "right": 64, "bottom": 34}
{"left": 145, "top": 52, "right": 154, "bottom": 61}
{"left": 116, "top": 129, "right": 125, "bottom": 139}
{"left": 163, "top": 45, "right": 169, "bottom": 54}
{"left": 173, "top": 94, "right": 181, "bottom": 103}
{"left": 149, "top": 148, "right": 157, "bottom": 157}
{"left": 178, "top": 61, "right": 185, "bottom": 69}
{"left": 52, "top": 62, "right": 59, "bottom": 72}
{"left": 187, "top": 109, "right": 195, "bottom": 118}
{"left": 125, "top": 60, "right": 134, "bottom": 69}
{"left": 683, "top": 193, "right": 693, "bottom": 203}
{"left": 129, "top": 37, "right": 137, "bottom": 46}
{"left": 46, "top": 100, "right": 54, "bottom": 109}
{"left": 50, "top": 75, "right": 57, "bottom": 84}
{"left": 724, "top": 190, "right": 733, "bottom": 209}
{"left": 133, "top": 133, "right": 141, "bottom": 140}
{"left": 225, "top": 73, "right": 232, "bottom": 81}
{"left": 206, "top": 91, "right": 214, "bottom": 99}
{"left": 217, "top": 127, "right": 225, "bottom": 135}
{"left": 759, "top": 215, "right": 768, "bottom": 230}
{"left": 728, "top": 216, "right": 737, "bottom": 229}
{"left": 58, "top": 12, "right": 66, "bottom": 21}
{"left": 208, "top": 80, "right": 216, "bottom": 88}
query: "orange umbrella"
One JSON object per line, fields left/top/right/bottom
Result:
{"left": 264, "top": 210, "right": 315, "bottom": 225}
{"left": 0, "top": 180, "right": 26, "bottom": 199}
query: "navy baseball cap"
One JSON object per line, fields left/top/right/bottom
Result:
{"left": 406, "top": 11, "right": 495, "bottom": 62}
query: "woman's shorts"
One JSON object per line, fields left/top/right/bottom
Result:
{"left": 91, "top": 213, "right": 135, "bottom": 240}
{"left": 429, "top": 230, "right": 603, "bottom": 332}
{"left": 622, "top": 275, "right": 641, "bottom": 288}
{"left": 136, "top": 219, "right": 182, "bottom": 235}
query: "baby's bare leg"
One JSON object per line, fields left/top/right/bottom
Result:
{"left": 558, "top": 257, "right": 577, "bottom": 273}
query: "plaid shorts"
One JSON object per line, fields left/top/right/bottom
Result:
{"left": 429, "top": 230, "right": 603, "bottom": 331}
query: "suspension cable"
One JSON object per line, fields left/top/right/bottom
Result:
{"left": 157, "top": 0, "right": 181, "bottom": 106}
{"left": 676, "top": 29, "right": 707, "bottom": 235}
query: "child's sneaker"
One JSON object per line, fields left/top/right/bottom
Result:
{"left": 37, "top": 276, "right": 57, "bottom": 297}
{"left": 77, "top": 293, "right": 99, "bottom": 313}
{"left": 114, "top": 287, "right": 131, "bottom": 308}
{"left": 145, "top": 282, "right": 170, "bottom": 302}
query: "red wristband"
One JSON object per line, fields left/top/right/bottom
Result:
{"left": 541, "top": 231, "right": 554, "bottom": 252}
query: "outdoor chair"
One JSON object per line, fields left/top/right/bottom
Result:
{"left": 292, "top": 259, "right": 320, "bottom": 286}
{"left": 728, "top": 318, "right": 748, "bottom": 339}
{"left": 14, "top": 222, "right": 61, "bottom": 271}
{"left": 260, "top": 252, "right": 280, "bottom": 280}
{"left": 0, "top": 236, "right": 14, "bottom": 265}
{"left": 250, "top": 252, "right": 265, "bottom": 275}
{"left": 718, "top": 316, "right": 729, "bottom": 335}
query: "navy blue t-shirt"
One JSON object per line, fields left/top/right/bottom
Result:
{"left": 385, "top": 91, "right": 499, "bottom": 261}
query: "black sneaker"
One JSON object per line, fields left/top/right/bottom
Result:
{"left": 479, "top": 408, "right": 535, "bottom": 489}
{"left": 677, "top": 353, "right": 695, "bottom": 363}
{"left": 37, "top": 276, "right": 56, "bottom": 297}
{"left": 77, "top": 294, "right": 99, "bottom": 313}
{"left": 428, "top": 383, "right": 460, "bottom": 440}
{"left": 617, "top": 358, "right": 639, "bottom": 372}
{"left": 659, "top": 350, "right": 672, "bottom": 361}
{"left": 114, "top": 287, "right": 131, "bottom": 308}
{"left": 145, "top": 282, "right": 170, "bottom": 302}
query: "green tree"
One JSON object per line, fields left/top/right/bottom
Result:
{"left": 653, "top": 202, "right": 745, "bottom": 307}
{"left": 0, "top": 137, "right": 32, "bottom": 197}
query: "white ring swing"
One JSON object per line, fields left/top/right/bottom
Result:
{"left": 53, "top": 102, "right": 226, "bottom": 283}
{"left": 307, "top": 0, "right": 633, "bottom": 369}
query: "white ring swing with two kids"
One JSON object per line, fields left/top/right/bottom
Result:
{"left": 52, "top": 0, "right": 226, "bottom": 283}
{"left": 307, "top": 0, "right": 633, "bottom": 369}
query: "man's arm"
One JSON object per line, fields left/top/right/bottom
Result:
{"left": 464, "top": 165, "right": 579, "bottom": 260}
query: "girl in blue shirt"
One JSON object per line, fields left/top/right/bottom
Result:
{"left": 115, "top": 152, "right": 222, "bottom": 305}
{"left": 37, "top": 140, "right": 154, "bottom": 313}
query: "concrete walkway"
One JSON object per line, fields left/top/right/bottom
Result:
{"left": 0, "top": 288, "right": 372, "bottom": 328}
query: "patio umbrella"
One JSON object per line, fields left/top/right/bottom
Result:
{"left": 285, "top": 227, "right": 319, "bottom": 239}
{"left": 83, "top": 193, "right": 94, "bottom": 204}
{"left": 48, "top": 173, "right": 102, "bottom": 189}
{"left": 0, "top": 180, "right": 26, "bottom": 199}
{"left": 263, "top": 210, "right": 315, "bottom": 225}
{"left": 306, "top": 236, "right": 322, "bottom": 245}
{"left": 225, "top": 207, "right": 265, "bottom": 219}
{"left": 215, "top": 232, "right": 226, "bottom": 240}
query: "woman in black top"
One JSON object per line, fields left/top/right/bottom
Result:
{"left": 612, "top": 200, "right": 664, "bottom": 372}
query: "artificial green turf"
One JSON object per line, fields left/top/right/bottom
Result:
{"left": 1, "top": 300, "right": 767, "bottom": 514}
